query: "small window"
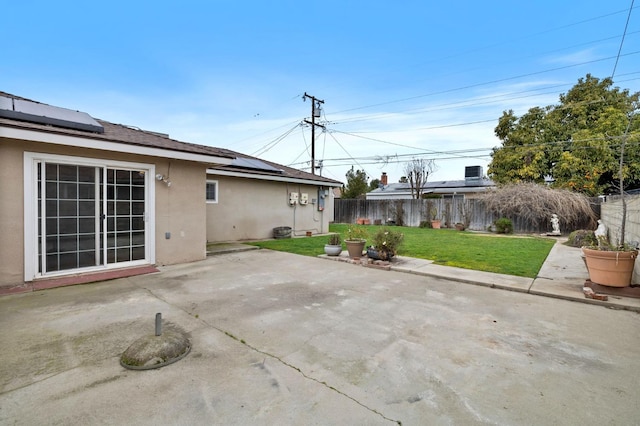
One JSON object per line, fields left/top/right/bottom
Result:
{"left": 206, "top": 180, "right": 218, "bottom": 203}
{"left": 443, "top": 194, "right": 464, "bottom": 201}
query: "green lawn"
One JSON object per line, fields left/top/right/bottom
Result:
{"left": 244, "top": 224, "right": 556, "bottom": 278}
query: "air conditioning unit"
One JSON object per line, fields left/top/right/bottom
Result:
{"left": 465, "top": 166, "right": 483, "bottom": 180}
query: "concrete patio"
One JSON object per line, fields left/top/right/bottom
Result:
{"left": 1, "top": 244, "right": 639, "bottom": 425}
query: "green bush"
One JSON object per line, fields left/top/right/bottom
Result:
{"left": 419, "top": 220, "right": 432, "bottom": 228}
{"left": 495, "top": 217, "right": 513, "bottom": 234}
{"left": 370, "top": 227, "right": 404, "bottom": 255}
{"left": 565, "top": 229, "right": 597, "bottom": 248}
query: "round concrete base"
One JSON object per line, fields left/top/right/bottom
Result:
{"left": 120, "top": 330, "right": 191, "bottom": 370}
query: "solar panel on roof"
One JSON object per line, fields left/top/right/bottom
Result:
{"left": 0, "top": 96, "right": 12, "bottom": 111}
{"left": 0, "top": 95, "right": 104, "bottom": 133}
{"left": 231, "top": 157, "right": 283, "bottom": 173}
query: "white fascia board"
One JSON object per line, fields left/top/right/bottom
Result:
{"left": 207, "top": 168, "right": 343, "bottom": 187}
{"left": 432, "top": 187, "right": 490, "bottom": 193}
{"left": 366, "top": 194, "right": 411, "bottom": 200}
{"left": 1, "top": 126, "right": 234, "bottom": 166}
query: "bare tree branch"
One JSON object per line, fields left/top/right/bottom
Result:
{"left": 403, "top": 159, "right": 437, "bottom": 199}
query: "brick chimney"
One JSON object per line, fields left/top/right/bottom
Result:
{"left": 381, "top": 172, "right": 388, "bottom": 186}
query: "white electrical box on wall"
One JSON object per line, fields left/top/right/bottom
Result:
{"left": 300, "top": 193, "right": 309, "bottom": 205}
{"left": 289, "top": 192, "right": 299, "bottom": 205}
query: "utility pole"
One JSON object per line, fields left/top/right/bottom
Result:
{"left": 303, "top": 92, "right": 325, "bottom": 174}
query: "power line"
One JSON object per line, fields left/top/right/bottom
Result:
{"left": 288, "top": 134, "right": 639, "bottom": 169}
{"left": 250, "top": 121, "right": 302, "bottom": 157}
{"left": 329, "top": 51, "right": 640, "bottom": 116}
{"left": 612, "top": 0, "right": 636, "bottom": 78}
{"left": 325, "top": 130, "right": 373, "bottom": 178}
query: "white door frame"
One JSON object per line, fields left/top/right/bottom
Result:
{"left": 23, "top": 152, "right": 156, "bottom": 281}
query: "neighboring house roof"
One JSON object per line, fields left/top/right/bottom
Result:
{"left": 367, "top": 178, "right": 495, "bottom": 199}
{"left": 0, "top": 91, "right": 342, "bottom": 186}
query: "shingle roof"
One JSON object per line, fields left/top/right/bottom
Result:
{"left": 0, "top": 91, "right": 341, "bottom": 185}
{"left": 210, "top": 147, "right": 343, "bottom": 186}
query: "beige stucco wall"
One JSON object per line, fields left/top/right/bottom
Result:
{"left": 0, "top": 140, "right": 24, "bottom": 286}
{"left": 600, "top": 194, "right": 640, "bottom": 284}
{"left": 0, "top": 137, "right": 207, "bottom": 287}
{"left": 154, "top": 159, "right": 207, "bottom": 266}
{"left": 206, "top": 175, "right": 334, "bottom": 242}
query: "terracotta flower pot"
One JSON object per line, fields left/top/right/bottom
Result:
{"left": 431, "top": 220, "right": 441, "bottom": 229}
{"left": 345, "top": 240, "right": 366, "bottom": 258}
{"left": 582, "top": 247, "right": 638, "bottom": 287}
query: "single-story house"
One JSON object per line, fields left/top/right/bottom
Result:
{"left": 205, "top": 149, "right": 341, "bottom": 242}
{"left": 366, "top": 167, "right": 495, "bottom": 200}
{"left": 0, "top": 92, "right": 341, "bottom": 288}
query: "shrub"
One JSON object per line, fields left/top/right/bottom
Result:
{"left": 345, "top": 225, "right": 368, "bottom": 241}
{"left": 327, "top": 233, "right": 342, "bottom": 245}
{"left": 481, "top": 182, "right": 597, "bottom": 229}
{"left": 391, "top": 200, "right": 405, "bottom": 226}
{"left": 495, "top": 217, "right": 513, "bottom": 234}
{"left": 370, "top": 227, "right": 404, "bottom": 255}
{"left": 565, "top": 230, "right": 597, "bottom": 248}
{"left": 419, "top": 220, "right": 432, "bottom": 228}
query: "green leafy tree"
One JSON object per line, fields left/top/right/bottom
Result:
{"left": 342, "top": 167, "right": 369, "bottom": 199}
{"left": 368, "top": 178, "right": 381, "bottom": 191}
{"left": 489, "top": 74, "right": 640, "bottom": 195}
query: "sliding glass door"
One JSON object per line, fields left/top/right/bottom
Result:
{"left": 26, "top": 153, "right": 154, "bottom": 279}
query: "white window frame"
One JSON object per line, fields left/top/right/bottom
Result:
{"left": 23, "top": 152, "right": 156, "bottom": 281}
{"left": 206, "top": 180, "right": 218, "bottom": 204}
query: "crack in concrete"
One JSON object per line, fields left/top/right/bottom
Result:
{"left": 220, "top": 330, "right": 403, "bottom": 425}
{"left": 139, "top": 285, "right": 402, "bottom": 425}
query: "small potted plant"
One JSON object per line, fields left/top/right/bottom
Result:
{"left": 367, "top": 227, "right": 404, "bottom": 261}
{"left": 324, "top": 233, "right": 343, "bottom": 256}
{"left": 429, "top": 206, "right": 441, "bottom": 229}
{"left": 344, "top": 225, "right": 368, "bottom": 258}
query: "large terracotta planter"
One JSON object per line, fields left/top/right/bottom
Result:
{"left": 345, "top": 240, "right": 366, "bottom": 258}
{"left": 431, "top": 220, "right": 441, "bottom": 229}
{"left": 582, "top": 247, "right": 638, "bottom": 287}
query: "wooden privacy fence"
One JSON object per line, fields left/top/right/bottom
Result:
{"left": 334, "top": 198, "right": 599, "bottom": 234}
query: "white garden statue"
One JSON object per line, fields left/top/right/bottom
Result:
{"left": 594, "top": 220, "right": 607, "bottom": 243}
{"left": 550, "top": 214, "right": 561, "bottom": 235}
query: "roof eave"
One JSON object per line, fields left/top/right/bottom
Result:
{"left": 207, "top": 168, "right": 342, "bottom": 187}
{"left": 0, "top": 125, "right": 235, "bottom": 165}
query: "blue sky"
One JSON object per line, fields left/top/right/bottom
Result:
{"left": 3, "top": 1, "right": 639, "bottom": 184}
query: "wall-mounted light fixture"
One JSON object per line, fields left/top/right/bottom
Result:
{"left": 156, "top": 174, "right": 172, "bottom": 187}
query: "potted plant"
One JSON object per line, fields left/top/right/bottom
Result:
{"left": 429, "top": 206, "right": 441, "bottom": 229}
{"left": 367, "top": 227, "right": 404, "bottom": 261}
{"left": 324, "top": 233, "right": 343, "bottom": 256}
{"left": 344, "top": 225, "right": 368, "bottom": 258}
{"left": 583, "top": 237, "right": 637, "bottom": 287}
{"left": 582, "top": 117, "right": 638, "bottom": 287}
